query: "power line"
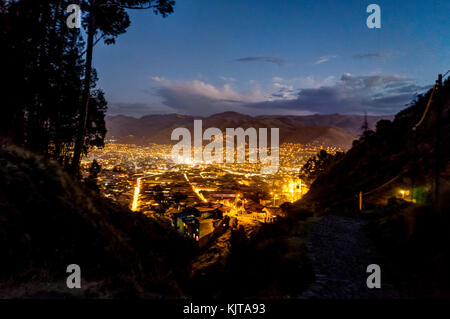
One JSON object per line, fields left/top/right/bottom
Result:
{"left": 412, "top": 70, "right": 449, "bottom": 130}
{"left": 413, "top": 85, "right": 437, "bottom": 130}
{"left": 434, "top": 73, "right": 443, "bottom": 208}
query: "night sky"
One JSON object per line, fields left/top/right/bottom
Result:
{"left": 93, "top": 0, "right": 450, "bottom": 117}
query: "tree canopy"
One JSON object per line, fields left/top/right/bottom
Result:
{"left": 0, "top": 0, "right": 175, "bottom": 173}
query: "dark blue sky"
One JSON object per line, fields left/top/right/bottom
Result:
{"left": 93, "top": 0, "right": 450, "bottom": 117}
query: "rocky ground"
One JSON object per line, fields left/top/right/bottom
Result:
{"left": 300, "top": 215, "right": 401, "bottom": 299}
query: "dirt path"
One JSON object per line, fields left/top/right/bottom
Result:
{"left": 301, "top": 215, "right": 400, "bottom": 299}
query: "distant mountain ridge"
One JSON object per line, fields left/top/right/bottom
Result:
{"left": 106, "top": 112, "right": 393, "bottom": 150}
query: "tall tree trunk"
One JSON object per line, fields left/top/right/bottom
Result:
{"left": 52, "top": 0, "right": 66, "bottom": 161}
{"left": 71, "top": 0, "right": 95, "bottom": 175}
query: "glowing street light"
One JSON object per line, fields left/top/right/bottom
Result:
{"left": 131, "top": 177, "right": 142, "bottom": 211}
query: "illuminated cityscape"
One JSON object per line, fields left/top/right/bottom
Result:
{"left": 2, "top": 0, "right": 449, "bottom": 302}
{"left": 82, "top": 142, "right": 341, "bottom": 245}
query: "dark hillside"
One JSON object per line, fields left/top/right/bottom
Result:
{"left": 0, "top": 145, "right": 195, "bottom": 298}
{"left": 293, "top": 77, "right": 450, "bottom": 297}
{"left": 105, "top": 112, "right": 386, "bottom": 150}
{"left": 299, "top": 78, "right": 450, "bottom": 212}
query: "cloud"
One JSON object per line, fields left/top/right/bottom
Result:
{"left": 149, "top": 76, "right": 331, "bottom": 115}
{"left": 245, "top": 73, "right": 428, "bottom": 115}
{"left": 150, "top": 77, "right": 271, "bottom": 115}
{"left": 107, "top": 102, "right": 175, "bottom": 117}
{"left": 270, "top": 76, "right": 336, "bottom": 100}
{"left": 152, "top": 76, "right": 266, "bottom": 102}
{"left": 275, "top": 76, "right": 336, "bottom": 89}
{"left": 142, "top": 73, "right": 426, "bottom": 117}
{"left": 353, "top": 52, "right": 394, "bottom": 60}
{"left": 233, "top": 56, "right": 285, "bottom": 66}
{"left": 151, "top": 76, "right": 335, "bottom": 113}
{"left": 219, "top": 76, "right": 236, "bottom": 82}
{"left": 314, "top": 55, "right": 337, "bottom": 65}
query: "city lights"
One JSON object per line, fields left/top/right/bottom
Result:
{"left": 82, "top": 142, "right": 340, "bottom": 239}
{"left": 131, "top": 177, "right": 142, "bottom": 211}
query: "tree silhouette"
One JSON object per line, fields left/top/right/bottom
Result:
{"left": 299, "top": 150, "right": 344, "bottom": 186}
{"left": 71, "top": 0, "right": 175, "bottom": 174}
{"left": 0, "top": 0, "right": 107, "bottom": 165}
{"left": 0, "top": 0, "right": 175, "bottom": 175}
{"left": 84, "top": 159, "right": 102, "bottom": 190}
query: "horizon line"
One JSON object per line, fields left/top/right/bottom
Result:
{"left": 106, "top": 111, "right": 396, "bottom": 120}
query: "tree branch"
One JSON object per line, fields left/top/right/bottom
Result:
{"left": 78, "top": 34, "right": 105, "bottom": 59}
{"left": 98, "top": 2, "right": 153, "bottom": 10}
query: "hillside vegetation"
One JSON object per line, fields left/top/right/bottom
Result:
{"left": 294, "top": 77, "right": 450, "bottom": 297}
{"left": 0, "top": 144, "right": 195, "bottom": 298}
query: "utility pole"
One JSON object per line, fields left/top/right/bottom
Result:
{"left": 434, "top": 73, "right": 443, "bottom": 211}
{"left": 358, "top": 191, "right": 363, "bottom": 212}
{"left": 361, "top": 111, "right": 369, "bottom": 135}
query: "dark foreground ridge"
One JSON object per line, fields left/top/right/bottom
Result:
{"left": 293, "top": 75, "right": 450, "bottom": 298}
{"left": 0, "top": 145, "right": 195, "bottom": 298}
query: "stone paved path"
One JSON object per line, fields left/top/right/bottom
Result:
{"left": 300, "top": 215, "right": 401, "bottom": 299}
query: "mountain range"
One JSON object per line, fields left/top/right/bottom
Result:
{"left": 105, "top": 112, "right": 394, "bottom": 150}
